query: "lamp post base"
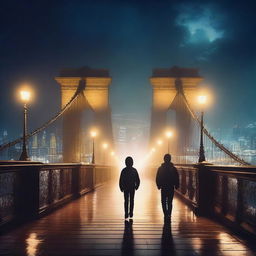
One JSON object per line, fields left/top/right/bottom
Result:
{"left": 19, "top": 150, "right": 30, "bottom": 161}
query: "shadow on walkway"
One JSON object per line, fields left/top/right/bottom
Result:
{"left": 121, "top": 219, "right": 134, "bottom": 256}
{"left": 161, "top": 221, "right": 176, "bottom": 256}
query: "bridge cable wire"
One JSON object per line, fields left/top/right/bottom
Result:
{"left": 0, "top": 79, "right": 88, "bottom": 152}
{"left": 179, "top": 91, "right": 250, "bottom": 165}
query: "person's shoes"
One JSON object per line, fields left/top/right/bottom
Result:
{"left": 125, "top": 213, "right": 129, "bottom": 219}
{"left": 129, "top": 213, "right": 133, "bottom": 218}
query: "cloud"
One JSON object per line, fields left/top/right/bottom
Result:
{"left": 176, "top": 4, "right": 225, "bottom": 44}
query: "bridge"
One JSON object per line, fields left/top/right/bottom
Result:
{"left": 0, "top": 66, "right": 255, "bottom": 255}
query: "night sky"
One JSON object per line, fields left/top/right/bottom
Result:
{"left": 0, "top": 0, "right": 256, "bottom": 139}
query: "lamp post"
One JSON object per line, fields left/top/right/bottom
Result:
{"left": 102, "top": 143, "right": 108, "bottom": 164}
{"left": 198, "top": 95, "right": 207, "bottom": 163}
{"left": 19, "top": 90, "right": 31, "bottom": 161}
{"left": 90, "top": 130, "right": 97, "bottom": 164}
{"left": 165, "top": 131, "right": 173, "bottom": 154}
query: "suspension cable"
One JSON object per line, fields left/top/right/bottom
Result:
{"left": 0, "top": 79, "right": 87, "bottom": 152}
{"left": 179, "top": 92, "right": 250, "bottom": 165}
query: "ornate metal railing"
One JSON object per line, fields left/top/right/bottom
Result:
{"left": 208, "top": 165, "right": 256, "bottom": 235}
{"left": 0, "top": 163, "right": 115, "bottom": 228}
{"left": 175, "top": 164, "right": 199, "bottom": 210}
{"left": 175, "top": 164, "right": 256, "bottom": 235}
{"left": 39, "top": 164, "right": 75, "bottom": 213}
{"left": 0, "top": 166, "right": 19, "bottom": 225}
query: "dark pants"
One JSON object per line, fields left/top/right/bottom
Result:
{"left": 124, "top": 189, "right": 135, "bottom": 218}
{"left": 161, "top": 189, "right": 174, "bottom": 217}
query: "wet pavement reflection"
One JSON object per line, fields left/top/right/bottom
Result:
{"left": 161, "top": 221, "right": 175, "bottom": 256}
{"left": 121, "top": 220, "right": 134, "bottom": 256}
{"left": 26, "top": 233, "right": 42, "bottom": 256}
{"left": 0, "top": 178, "right": 255, "bottom": 255}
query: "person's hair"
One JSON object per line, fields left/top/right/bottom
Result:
{"left": 125, "top": 156, "right": 133, "bottom": 167}
{"left": 164, "top": 154, "right": 171, "bottom": 163}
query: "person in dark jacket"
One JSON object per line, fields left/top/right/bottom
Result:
{"left": 119, "top": 156, "right": 140, "bottom": 219}
{"left": 156, "top": 154, "right": 179, "bottom": 221}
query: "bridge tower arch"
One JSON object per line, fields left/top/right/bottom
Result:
{"left": 55, "top": 67, "right": 112, "bottom": 162}
{"left": 150, "top": 66, "right": 203, "bottom": 158}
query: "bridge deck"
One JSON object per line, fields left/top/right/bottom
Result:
{"left": 0, "top": 179, "right": 255, "bottom": 256}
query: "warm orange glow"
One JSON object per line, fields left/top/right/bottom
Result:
{"left": 195, "top": 87, "right": 214, "bottom": 108}
{"left": 110, "top": 151, "right": 115, "bottom": 156}
{"left": 17, "top": 84, "right": 34, "bottom": 104}
{"left": 198, "top": 95, "right": 207, "bottom": 105}
{"left": 157, "top": 139, "right": 163, "bottom": 146}
{"left": 26, "top": 233, "right": 42, "bottom": 256}
{"left": 151, "top": 147, "right": 156, "bottom": 153}
{"left": 165, "top": 130, "right": 173, "bottom": 138}
{"left": 102, "top": 143, "right": 108, "bottom": 149}
{"left": 20, "top": 90, "right": 31, "bottom": 103}
{"left": 90, "top": 130, "right": 97, "bottom": 138}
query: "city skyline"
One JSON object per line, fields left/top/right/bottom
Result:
{"left": 1, "top": 115, "right": 256, "bottom": 164}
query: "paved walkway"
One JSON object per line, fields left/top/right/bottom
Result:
{"left": 0, "top": 179, "right": 255, "bottom": 256}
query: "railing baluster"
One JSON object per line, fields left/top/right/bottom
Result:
{"left": 236, "top": 178, "right": 243, "bottom": 224}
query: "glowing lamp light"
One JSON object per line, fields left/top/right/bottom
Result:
{"left": 157, "top": 139, "right": 163, "bottom": 146}
{"left": 90, "top": 130, "right": 97, "bottom": 138}
{"left": 151, "top": 147, "right": 156, "bottom": 153}
{"left": 198, "top": 95, "right": 207, "bottom": 105}
{"left": 20, "top": 90, "right": 31, "bottom": 103}
{"left": 102, "top": 143, "right": 108, "bottom": 149}
{"left": 110, "top": 151, "right": 115, "bottom": 156}
{"left": 166, "top": 131, "right": 173, "bottom": 138}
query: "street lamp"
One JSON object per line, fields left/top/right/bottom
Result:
{"left": 19, "top": 90, "right": 31, "bottom": 161}
{"left": 90, "top": 130, "right": 97, "bottom": 164}
{"left": 165, "top": 130, "right": 173, "bottom": 154}
{"left": 102, "top": 143, "right": 108, "bottom": 164}
{"left": 198, "top": 95, "right": 207, "bottom": 162}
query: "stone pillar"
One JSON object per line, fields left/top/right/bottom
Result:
{"left": 196, "top": 163, "right": 215, "bottom": 216}
{"left": 55, "top": 69, "right": 112, "bottom": 163}
{"left": 84, "top": 77, "right": 113, "bottom": 146}
{"left": 150, "top": 67, "right": 203, "bottom": 161}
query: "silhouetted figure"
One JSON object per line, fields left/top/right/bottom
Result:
{"left": 156, "top": 154, "right": 179, "bottom": 221}
{"left": 121, "top": 219, "right": 134, "bottom": 256}
{"left": 119, "top": 157, "right": 140, "bottom": 219}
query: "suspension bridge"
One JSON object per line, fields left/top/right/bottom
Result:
{"left": 0, "top": 66, "right": 255, "bottom": 256}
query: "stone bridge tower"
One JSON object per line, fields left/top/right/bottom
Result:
{"left": 150, "top": 66, "right": 203, "bottom": 158}
{"left": 55, "top": 67, "right": 112, "bottom": 162}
